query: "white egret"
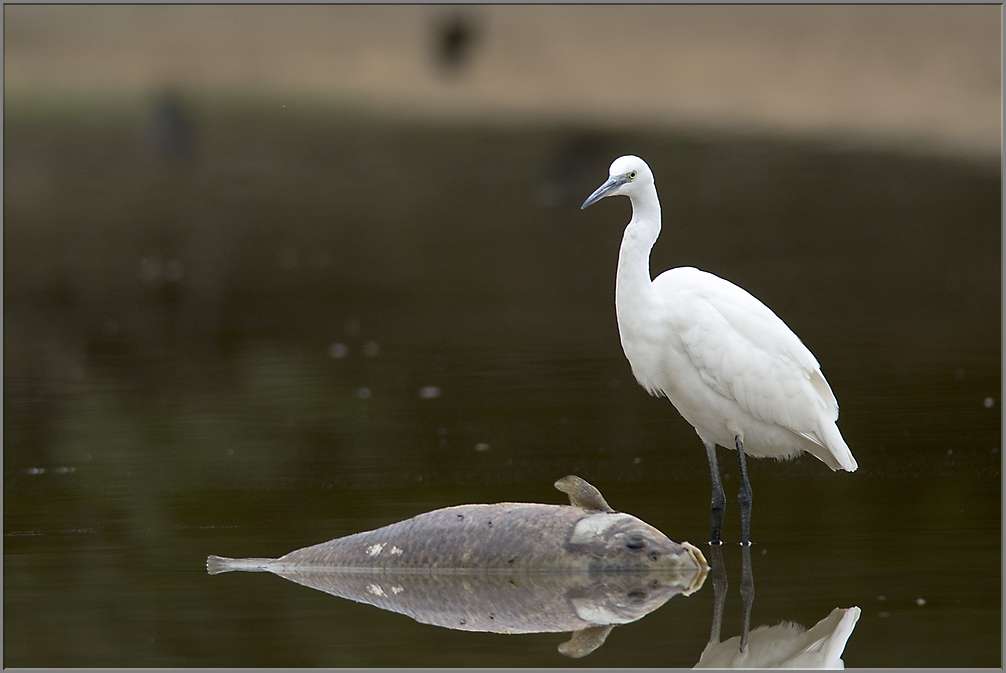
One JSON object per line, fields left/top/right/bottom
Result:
{"left": 581, "top": 155, "right": 857, "bottom": 545}
{"left": 695, "top": 606, "right": 862, "bottom": 668}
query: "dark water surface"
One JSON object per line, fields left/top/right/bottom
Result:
{"left": 4, "top": 101, "right": 1001, "bottom": 667}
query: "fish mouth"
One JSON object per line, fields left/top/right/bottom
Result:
{"left": 635, "top": 542, "right": 709, "bottom": 594}
{"left": 584, "top": 558, "right": 709, "bottom": 598}
{"left": 589, "top": 540, "right": 708, "bottom": 574}
{"left": 678, "top": 541, "right": 709, "bottom": 570}
{"left": 645, "top": 549, "right": 709, "bottom": 596}
{"left": 680, "top": 565, "right": 708, "bottom": 596}
{"left": 648, "top": 540, "right": 709, "bottom": 574}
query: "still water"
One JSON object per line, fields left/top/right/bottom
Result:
{"left": 4, "top": 101, "right": 1001, "bottom": 667}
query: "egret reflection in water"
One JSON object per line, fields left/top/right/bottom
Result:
{"left": 694, "top": 546, "right": 861, "bottom": 668}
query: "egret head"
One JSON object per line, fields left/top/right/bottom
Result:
{"left": 581, "top": 155, "right": 654, "bottom": 210}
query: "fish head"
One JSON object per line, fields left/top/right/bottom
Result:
{"left": 567, "top": 570, "right": 702, "bottom": 629}
{"left": 567, "top": 512, "right": 707, "bottom": 573}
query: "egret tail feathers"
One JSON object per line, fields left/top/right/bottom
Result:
{"left": 799, "top": 421, "right": 857, "bottom": 472}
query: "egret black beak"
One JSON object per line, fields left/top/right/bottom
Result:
{"left": 581, "top": 175, "right": 627, "bottom": 210}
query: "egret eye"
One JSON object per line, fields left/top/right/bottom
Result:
{"left": 628, "top": 171, "right": 637, "bottom": 179}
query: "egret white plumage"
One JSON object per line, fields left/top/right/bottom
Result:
{"left": 581, "top": 155, "right": 857, "bottom": 545}
{"left": 695, "top": 606, "right": 862, "bottom": 668}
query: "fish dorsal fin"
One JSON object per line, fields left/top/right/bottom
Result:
{"left": 554, "top": 475, "right": 615, "bottom": 512}
{"left": 558, "top": 625, "right": 615, "bottom": 658}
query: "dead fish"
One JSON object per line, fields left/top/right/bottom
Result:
{"left": 256, "top": 564, "right": 706, "bottom": 658}
{"left": 208, "top": 475, "right": 707, "bottom": 575}
{"left": 207, "top": 476, "right": 707, "bottom": 657}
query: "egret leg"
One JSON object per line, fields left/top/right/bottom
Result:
{"left": 739, "top": 543, "right": 755, "bottom": 652}
{"left": 734, "top": 436, "right": 753, "bottom": 546}
{"left": 704, "top": 440, "right": 726, "bottom": 544}
{"left": 706, "top": 543, "right": 727, "bottom": 646}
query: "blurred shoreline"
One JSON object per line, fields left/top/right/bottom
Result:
{"left": 4, "top": 5, "right": 1001, "bottom": 161}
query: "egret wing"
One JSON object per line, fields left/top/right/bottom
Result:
{"left": 655, "top": 268, "right": 838, "bottom": 437}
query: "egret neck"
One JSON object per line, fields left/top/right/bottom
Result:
{"left": 615, "top": 180, "right": 665, "bottom": 395}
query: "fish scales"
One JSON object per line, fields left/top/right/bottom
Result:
{"left": 208, "top": 476, "right": 707, "bottom": 576}
{"left": 270, "top": 503, "right": 628, "bottom": 572}
{"left": 268, "top": 568, "right": 702, "bottom": 635}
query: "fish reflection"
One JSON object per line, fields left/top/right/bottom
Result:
{"left": 694, "top": 546, "right": 860, "bottom": 668}
{"left": 237, "top": 565, "right": 704, "bottom": 657}
{"left": 208, "top": 475, "right": 708, "bottom": 657}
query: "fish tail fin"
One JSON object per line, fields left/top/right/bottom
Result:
{"left": 206, "top": 555, "right": 274, "bottom": 575}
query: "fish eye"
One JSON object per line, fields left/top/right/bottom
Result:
{"left": 626, "top": 536, "right": 647, "bottom": 550}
